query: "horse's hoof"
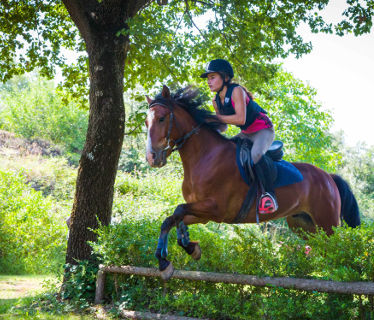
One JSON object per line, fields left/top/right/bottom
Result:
{"left": 190, "top": 243, "right": 201, "bottom": 261}
{"left": 160, "top": 262, "right": 174, "bottom": 281}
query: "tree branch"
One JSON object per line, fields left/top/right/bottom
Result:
{"left": 184, "top": 0, "right": 206, "bottom": 40}
{"left": 124, "top": 125, "right": 145, "bottom": 136}
{"left": 61, "top": 0, "right": 93, "bottom": 44}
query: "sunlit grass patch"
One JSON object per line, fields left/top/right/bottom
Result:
{"left": 0, "top": 275, "right": 105, "bottom": 320}
{"left": 0, "top": 275, "right": 56, "bottom": 316}
{"left": 0, "top": 275, "right": 56, "bottom": 300}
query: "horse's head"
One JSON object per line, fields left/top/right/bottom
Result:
{"left": 145, "top": 85, "right": 228, "bottom": 167}
{"left": 145, "top": 85, "right": 174, "bottom": 167}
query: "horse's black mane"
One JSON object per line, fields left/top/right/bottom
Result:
{"left": 154, "top": 86, "right": 225, "bottom": 132}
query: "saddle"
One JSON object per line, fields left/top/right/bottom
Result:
{"left": 233, "top": 138, "right": 302, "bottom": 223}
{"left": 236, "top": 138, "right": 283, "bottom": 185}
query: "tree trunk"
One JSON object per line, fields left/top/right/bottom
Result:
{"left": 61, "top": 0, "right": 152, "bottom": 265}
{"left": 65, "top": 33, "right": 127, "bottom": 264}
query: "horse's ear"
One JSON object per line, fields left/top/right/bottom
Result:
{"left": 161, "top": 85, "right": 171, "bottom": 99}
{"left": 145, "top": 95, "right": 152, "bottom": 105}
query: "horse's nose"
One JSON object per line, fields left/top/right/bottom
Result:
{"left": 146, "top": 149, "right": 161, "bottom": 167}
{"left": 146, "top": 148, "right": 166, "bottom": 167}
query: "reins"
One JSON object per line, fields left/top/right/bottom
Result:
{"left": 149, "top": 100, "right": 202, "bottom": 155}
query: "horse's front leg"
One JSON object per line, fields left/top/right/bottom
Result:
{"left": 155, "top": 199, "right": 216, "bottom": 280}
{"left": 155, "top": 204, "right": 186, "bottom": 280}
{"left": 177, "top": 216, "right": 209, "bottom": 261}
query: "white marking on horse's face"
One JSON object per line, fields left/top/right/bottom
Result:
{"left": 146, "top": 109, "right": 156, "bottom": 165}
{"left": 145, "top": 106, "right": 170, "bottom": 167}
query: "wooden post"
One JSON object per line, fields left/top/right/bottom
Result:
{"left": 95, "top": 269, "right": 106, "bottom": 304}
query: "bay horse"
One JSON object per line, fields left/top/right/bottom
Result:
{"left": 145, "top": 85, "right": 360, "bottom": 280}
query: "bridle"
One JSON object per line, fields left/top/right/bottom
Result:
{"left": 148, "top": 101, "right": 202, "bottom": 160}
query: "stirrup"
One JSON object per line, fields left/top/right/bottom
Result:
{"left": 258, "top": 192, "right": 278, "bottom": 214}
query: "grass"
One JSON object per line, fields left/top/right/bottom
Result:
{"left": 0, "top": 275, "right": 105, "bottom": 320}
{"left": 0, "top": 275, "right": 53, "bottom": 299}
{"left": 0, "top": 312, "right": 97, "bottom": 320}
{"left": 0, "top": 275, "right": 55, "bottom": 317}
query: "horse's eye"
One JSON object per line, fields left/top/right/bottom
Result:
{"left": 159, "top": 117, "right": 165, "bottom": 123}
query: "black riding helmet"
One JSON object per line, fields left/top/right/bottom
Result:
{"left": 200, "top": 59, "right": 234, "bottom": 79}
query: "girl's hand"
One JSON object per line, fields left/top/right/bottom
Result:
{"left": 216, "top": 114, "right": 223, "bottom": 122}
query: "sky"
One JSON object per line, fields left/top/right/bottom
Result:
{"left": 281, "top": 1, "right": 374, "bottom": 147}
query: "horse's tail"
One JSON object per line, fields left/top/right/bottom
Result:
{"left": 330, "top": 174, "right": 361, "bottom": 228}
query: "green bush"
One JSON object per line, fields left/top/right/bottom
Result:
{"left": 60, "top": 261, "right": 99, "bottom": 308}
{"left": 93, "top": 218, "right": 374, "bottom": 319}
{"left": 113, "top": 168, "right": 184, "bottom": 222}
{"left": 93, "top": 216, "right": 374, "bottom": 281}
{"left": 0, "top": 170, "right": 67, "bottom": 274}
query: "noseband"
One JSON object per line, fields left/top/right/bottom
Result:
{"left": 149, "top": 101, "right": 202, "bottom": 159}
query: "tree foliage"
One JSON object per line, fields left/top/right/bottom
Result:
{"left": 337, "top": 143, "right": 374, "bottom": 218}
{"left": 259, "top": 71, "right": 341, "bottom": 171}
{"left": 319, "top": 0, "right": 374, "bottom": 36}
{"left": 1, "top": 1, "right": 372, "bottom": 92}
{"left": 341, "top": 146, "right": 374, "bottom": 198}
{"left": 122, "top": 0, "right": 334, "bottom": 93}
{"left": 0, "top": 0, "right": 78, "bottom": 82}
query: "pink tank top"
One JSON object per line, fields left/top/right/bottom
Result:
{"left": 231, "top": 97, "right": 273, "bottom": 134}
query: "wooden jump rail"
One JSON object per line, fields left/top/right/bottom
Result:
{"left": 95, "top": 265, "right": 374, "bottom": 306}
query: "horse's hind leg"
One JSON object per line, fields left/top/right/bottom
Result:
{"left": 287, "top": 205, "right": 340, "bottom": 236}
{"left": 309, "top": 197, "right": 341, "bottom": 235}
{"left": 286, "top": 212, "right": 316, "bottom": 237}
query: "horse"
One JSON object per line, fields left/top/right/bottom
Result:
{"left": 145, "top": 85, "right": 361, "bottom": 280}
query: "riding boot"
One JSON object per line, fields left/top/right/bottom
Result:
{"left": 253, "top": 156, "right": 278, "bottom": 214}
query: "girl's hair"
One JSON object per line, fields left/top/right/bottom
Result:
{"left": 228, "top": 80, "right": 255, "bottom": 100}
{"left": 242, "top": 86, "right": 255, "bottom": 100}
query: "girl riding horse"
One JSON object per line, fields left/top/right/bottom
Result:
{"left": 201, "top": 59, "right": 277, "bottom": 214}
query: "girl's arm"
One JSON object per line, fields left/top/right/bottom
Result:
{"left": 216, "top": 87, "right": 247, "bottom": 126}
